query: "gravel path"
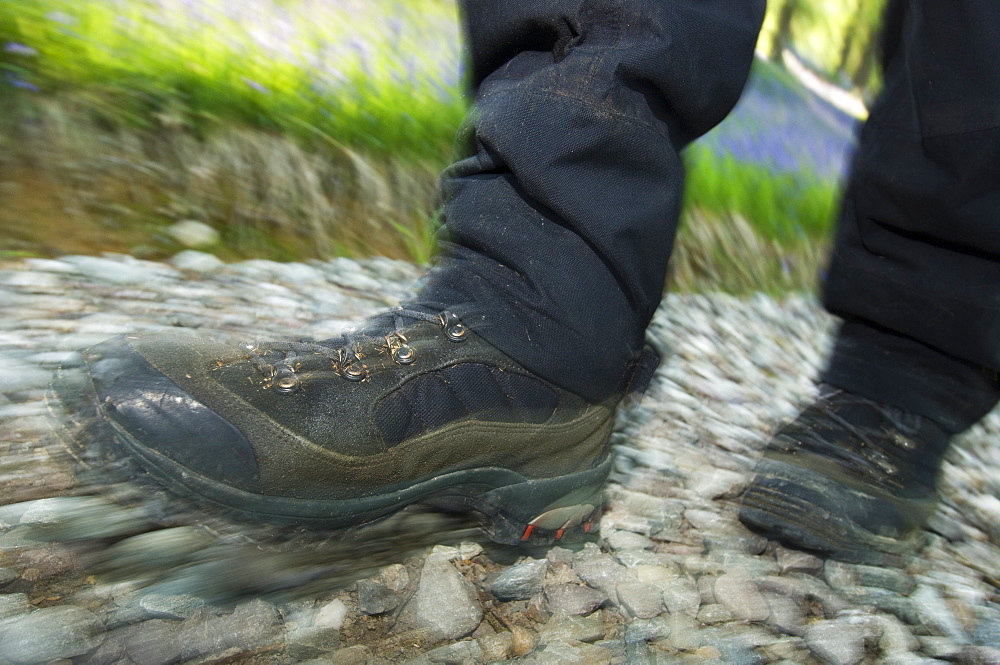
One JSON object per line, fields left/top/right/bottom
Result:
{"left": 1, "top": 252, "right": 998, "bottom": 665}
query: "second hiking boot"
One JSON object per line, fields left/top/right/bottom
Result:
{"left": 739, "top": 385, "right": 953, "bottom": 565}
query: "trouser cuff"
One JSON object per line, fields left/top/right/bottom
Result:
{"left": 821, "top": 320, "right": 1000, "bottom": 433}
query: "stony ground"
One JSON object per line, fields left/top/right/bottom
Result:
{"left": 0, "top": 252, "right": 998, "bottom": 665}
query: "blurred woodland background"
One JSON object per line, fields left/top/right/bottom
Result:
{"left": 0, "top": 0, "right": 887, "bottom": 293}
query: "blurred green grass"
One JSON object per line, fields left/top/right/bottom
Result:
{"left": 0, "top": 0, "right": 877, "bottom": 293}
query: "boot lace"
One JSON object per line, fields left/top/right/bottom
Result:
{"left": 773, "top": 387, "right": 945, "bottom": 492}
{"left": 240, "top": 307, "right": 468, "bottom": 393}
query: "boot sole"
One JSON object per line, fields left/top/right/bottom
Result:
{"left": 47, "top": 363, "right": 607, "bottom": 546}
{"left": 739, "top": 458, "right": 925, "bottom": 567}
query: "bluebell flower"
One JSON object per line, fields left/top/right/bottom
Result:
{"left": 3, "top": 42, "right": 37, "bottom": 57}
{"left": 242, "top": 77, "right": 270, "bottom": 94}
{"left": 6, "top": 74, "right": 40, "bottom": 92}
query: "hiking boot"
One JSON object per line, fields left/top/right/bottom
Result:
{"left": 51, "top": 307, "right": 632, "bottom": 545}
{"left": 738, "top": 385, "right": 952, "bottom": 565}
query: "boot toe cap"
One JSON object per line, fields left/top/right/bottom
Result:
{"left": 83, "top": 335, "right": 262, "bottom": 494}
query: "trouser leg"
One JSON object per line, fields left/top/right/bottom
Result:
{"left": 821, "top": 0, "right": 1000, "bottom": 432}
{"left": 412, "top": 0, "right": 764, "bottom": 402}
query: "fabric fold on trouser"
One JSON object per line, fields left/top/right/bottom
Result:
{"left": 821, "top": 0, "right": 1000, "bottom": 432}
{"left": 413, "top": 0, "right": 764, "bottom": 402}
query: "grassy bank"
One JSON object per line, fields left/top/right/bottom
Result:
{"left": 0, "top": 0, "right": 849, "bottom": 294}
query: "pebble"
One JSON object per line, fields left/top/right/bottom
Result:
{"left": 16, "top": 496, "right": 150, "bottom": 541}
{"left": 167, "top": 220, "right": 220, "bottom": 248}
{"left": 912, "top": 584, "right": 970, "bottom": 640}
{"left": 0, "top": 593, "right": 31, "bottom": 620}
{"left": 660, "top": 576, "right": 701, "bottom": 617}
{"left": 0, "top": 606, "right": 105, "bottom": 664}
{"left": 169, "top": 249, "right": 225, "bottom": 272}
{"left": 544, "top": 583, "right": 606, "bottom": 616}
{"left": 422, "top": 639, "right": 483, "bottom": 664}
{"left": 123, "top": 619, "right": 181, "bottom": 665}
{"left": 398, "top": 552, "right": 482, "bottom": 640}
{"left": 615, "top": 581, "right": 663, "bottom": 618}
{"left": 314, "top": 598, "right": 349, "bottom": 631}
{"left": 572, "top": 546, "right": 627, "bottom": 598}
{"left": 538, "top": 614, "right": 606, "bottom": 645}
{"left": 138, "top": 592, "right": 208, "bottom": 620}
{"left": 356, "top": 579, "right": 399, "bottom": 615}
{"left": 715, "top": 568, "right": 770, "bottom": 622}
{"left": 804, "top": 620, "right": 865, "bottom": 665}
{"left": 490, "top": 559, "right": 548, "bottom": 601}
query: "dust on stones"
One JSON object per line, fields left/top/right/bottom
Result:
{"left": 2, "top": 252, "right": 1000, "bottom": 663}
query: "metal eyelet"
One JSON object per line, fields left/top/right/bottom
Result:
{"left": 439, "top": 311, "right": 467, "bottom": 342}
{"left": 392, "top": 344, "right": 416, "bottom": 364}
{"left": 272, "top": 370, "right": 300, "bottom": 394}
{"left": 341, "top": 363, "right": 367, "bottom": 381}
{"left": 337, "top": 349, "right": 368, "bottom": 381}
{"left": 385, "top": 332, "right": 416, "bottom": 365}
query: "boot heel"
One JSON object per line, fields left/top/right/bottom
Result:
{"left": 469, "top": 457, "right": 611, "bottom": 545}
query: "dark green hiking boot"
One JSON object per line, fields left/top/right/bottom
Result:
{"left": 52, "top": 308, "right": 634, "bottom": 545}
{"left": 739, "top": 385, "right": 953, "bottom": 565}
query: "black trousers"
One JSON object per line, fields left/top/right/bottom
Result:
{"left": 414, "top": 0, "right": 1000, "bottom": 433}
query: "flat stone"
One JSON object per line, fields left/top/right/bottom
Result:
{"left": 959, "top": 646, "right": 1000, "bottom": 665}
{"left": 919, "top": 636, "right": 962, "bottom": 660}
{"left": 476, "top": 632, "right": 515, "bottom": 662}
{"left": 852, "top": 564, "right": 915, "bottom": 595}
{"left": 572, "top": 548, "right": 627, "bottom": 598}
{"left": 329, "top": 644, "right": 374, "bottom": 665}
{"left": 522, "top": 640, "right": 612, "bottom": 664}
{"left": 615, "top": 581, "right": 663, "bottom": 619}
{"left": 715, "top": 568, "right": 770, "bottom": 622}
{"left": 138, "top": 592, "right": 207, "bottom": 620}
{"left": 538, "top": 614, "right": 606, "bottom": 645}
{"left": 0, "top": 593, "right": 30, "bottom": 620}
{"left": 17, "top": 496, "right": 150, "bottom": 542}
{"left": 874, "top": 614, "right": 919, "bottom": 655}
{"left": 697, "top": 603, "right": 736, "bottom": 625}
{"left": 491, "top": 559, "right": 548, "bottom": 601}
{"left": 220, "top": 598, "right": 281, "bottom": 648}
{"left": 701, "top": 629, "right": 769, "bottom": 665}
{"left": 544, "top": 583, "right": 606, "bottom": 616}
{"left": 0, "top": 605, "right": 105, "bottom": 664}
{"left": 424, "top": 639, "right": 483, "bottom": 664}
{"left": 804, "top": 621, "right": 865, "bottom": 665}
{"left": 823, "top": 560, "right": 861, "bottom": 590}
{"left": 285, "top": 625, "right": 342, "bottom": 661}
{"left": 666, "top": 608, "right": 704, "bottom": 651}
{"left": 123, "top": 619, "right": 182, "bottom": 665}
{"left": 624, "top": 616, "right": 672, "bottom": 643}
{"left": 169, "top": 250, "right": 225, "bottom": 272}
{"left": 398, "top": 552, "right": 482, "bottom": 640}
{"left": 774, "top": 546, "right": 823, "bottom": 574}
{"left": 176, "top": 608, "right": 230, "bottom": 660}
{"left": 838, "top": 586, "right": 920, "bottom": 625}
{"left": 687, "top": 467, "right": 746, "bottom": 499}
{"left": 603, "top": 530, "right": 655, "bottom": 551}
{"left": 660, "top": 576, "right": 700, "bottom": 617}
{"left": 762, "top": 591, "right": 804, "bottom": 635}
{"left": 429, "top": 541, "right": 483, "bottom": 562}
{"left": 973, "top": 606, "right": 1000, "bottom": 648}
{"left": 357, "top": 579, "right": 399, "bottom": 615}
{"left": 98, "top": 526, "right": 213, "bottom": 576}
{"left": 912, "top": 584, "right": 969, "bottom": 640}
